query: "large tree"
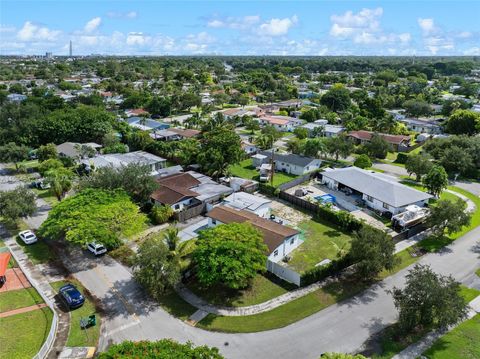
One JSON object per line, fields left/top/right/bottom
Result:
{"left": 134, "top": 235, "right": 181, "bottom": 299}
{"left": 353, "top": 154, "right": 372, "bottom": 169}
{"left": 98, "top": 339, "right": 224, "bottom": 359}
{"left": 193, "top": 223, "right": 267, "bottom": 289}
{"left": 39, "top": 189, "right": 146, "bottom": 249}
{"left": 444, "top": 110, "right": 480, "bottom": 136}
{"left": 320, "top": 84, "right": 351, "bottom": 112}
{"left": 428, "top": 199, "right": 471, "bottom": 237}
{"left": 79, "top": 163, "right": 158, "bottom": 204}
{"left": 364, "top": 134, "right": 390, "bottom": 159}
{"left": 349, "top": 226, "right": 396, "bottom": 280}
{"left": 0, "top": 142, "right": 30, "bottom": 170}
{"left": 423, "top": 165, "right": 449, "bottom": 198}
{"left": 325, "top": 136, "right": 353, "bottom": 161}
{"left": 36, "top": 143, "right": 58, "bottom": 162}
{"left": 197, "top": 127, "right": 243, "bottom": 178}
{"left": 0, "top": 187, "right": 37, "bottom": 225}
{"left": 405, "top": 154, "right": 433, "bottom": 182}
{"left": 391, "top": 264, "right": 468, "bottom": 333}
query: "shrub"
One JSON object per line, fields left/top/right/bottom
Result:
{"left": 353, "top": 154, "right": 372, "bottom": 169}
{"left": 151, "top": 205, "right": 174, "bottom": 224}
{"left": 259, "top": 183, "right": 277, "bottom": 196}
{"left": 301, "top": 255, "right": 353, "bottom": 286}
{"left": 395, "top": 152, "right": 409, "bottom": 164}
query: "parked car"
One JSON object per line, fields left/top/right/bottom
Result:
{"left": 18, "top": 230, "right": 38, "bottom": 244}
{"left": 59, "top": 283, "right": 85, "bottom": 309}
{"left": 87, "top": 242, "right": 107, "bottom": 256}
{"left": 30, "top": 179, "right": 51, "bottom": 190}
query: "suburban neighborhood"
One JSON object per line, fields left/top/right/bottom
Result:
{"left": 1, "top": 2, "right": 480, "bottom": 359}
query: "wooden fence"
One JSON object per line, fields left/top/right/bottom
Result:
{"left": 173, "top": 203, "right": 206, "bottom": 222}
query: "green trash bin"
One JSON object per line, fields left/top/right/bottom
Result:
{"left": 87, "top": 314, "right": 96, "bottom": 327}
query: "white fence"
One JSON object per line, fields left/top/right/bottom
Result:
{"left": 267, "top": 259, "right": 301, "bottom": 286}
{"left": 7, "top": 247, "right": 58, "bottom": 359}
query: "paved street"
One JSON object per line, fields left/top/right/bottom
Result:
{"left": 1, "top": 163, "right": 479, "bottom": 359}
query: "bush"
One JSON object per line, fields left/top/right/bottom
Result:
{"left": 353, "top": 154, "right": 372, "bottom": 169}
{"left": 258, "top": 183, "right": 277, "bottom": 196}
{"left": 38, "top": 158, "right": 63, "bottom": 176}
{"left": 301, "top": 255, "right": 353, "bottom": 286}
{"left": 151, "top": 205, "right": 174, "bottom": 224}
{"left": 109, "top": 245, "right": 136, "bottom": 267}
{"left": 315, "top": 205, "right": 363, "bottom": 232}
{"left": 395, "top": 153, "right": 409, "bottom": 164}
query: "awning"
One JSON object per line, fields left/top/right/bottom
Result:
{"left": 0, "top": 252, "right": 12, "bottom": 277}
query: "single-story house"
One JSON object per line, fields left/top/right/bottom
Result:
{"left": 150, "top": 129, "right": 183, "bottom": 141}
{"left": 241, "top": 140, "right": 258, "bottom": 154}
{"left": 80, "top": 151, "right": 166, "bottom": 173}
{"left": 206, "top": 205, "right": 300, "bottom": 263}
{"left": 125, "top": 108, "right": 148, "bottom": 117}
{"left": 254, "top": 151, "right": 322, "bottom": 176}
{"left": 347, "top": 131, "right": 410, "bottom": 152}
{"left": 398, "top": 118, "right": 442, "bottom": 134}
{"left": 223, "top": 192, "right": 271, "bottom": 217}
{"left": 126, "top": 117, "right": 170, "bottom": 131}
{"left": 257, "top": 116, "right": 304, "bottom": 132}
{"left": 57, "top": 142, "right": 102, "bottom": 160}
{"left": 7, "top": 93, "right": 27, "bottom": 103}
{"left": 321, "top": 167, "right": 432, "bottom": 215}
{"left": 301, "top": 123, "right": 345, "bottom": 137}
{"left": 169, "top": 128, "right": 201, "bottom": 139}
{"left": 151, "top": 171, "right": 233, "bottom": 212}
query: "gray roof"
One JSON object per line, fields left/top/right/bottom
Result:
{"left": 259, "top": 151, "right": 319, "bottom": 168}
{"left": 81, "top": 151, "right": 165, "bottom": 169}
{"left": 322, "top": 167, "right": 432, "bottom": 208}
{"left": 223, "top": 192, "right": 271, "bottom": 211}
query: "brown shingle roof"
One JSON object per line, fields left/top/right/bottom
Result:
{"left": 169, "top": 128, "right": 201, "bottom": 138}
{"left": 157, "top": 172, "right": 201, "bottom": 188}
{"left": 151, "top": 186, "right": 198, "bottom": 205}
{"left": 207, "top": 206, "right": 298, "bottom": 253}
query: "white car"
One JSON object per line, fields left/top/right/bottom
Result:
{"left": 87, "top": 242, "right": 107, "bottom": 256}
{"left": 19, "top": 230, "right": 38, "bottom": 245}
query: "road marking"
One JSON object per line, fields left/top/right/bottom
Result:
{"left": 107, "top": 320, "right": 141, "bottom": 336}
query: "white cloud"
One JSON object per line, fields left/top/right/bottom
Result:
{"left": 17, "top": 21, "right": 61, "bottom": 41}
{"left": 418, "top": 18, "right": 435, "bottom": 34}
{"left": 259, "top": 15, "right": 297, "bottom": 36}
{"left": 107, "top": 11, "right": 137, "bottom": 19}
{"left": 463, "top": 47, "right": 480, "bottom": 55}
{"left": 126, "top": 32, "right": 149, "bottom": 46}
{"left": 330, "top": 8, "right": 382, "bottom": 37}
{"left": 207, "top": 15, "right": 260, "bottom": 30}
{"left": 84, "top": 17, "right": 101, "bottom": 33}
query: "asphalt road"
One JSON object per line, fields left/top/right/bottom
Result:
{"left": 1, "top": 163, "right": 479, "bottom": 358}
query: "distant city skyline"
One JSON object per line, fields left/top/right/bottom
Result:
{"left": 1, "top": 1, "right": 479, "bottom": 56}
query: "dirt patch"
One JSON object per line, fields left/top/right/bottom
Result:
{"left": 268, "top": 197, "right": 311, "bottom": 226}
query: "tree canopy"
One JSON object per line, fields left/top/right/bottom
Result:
{"left": 428, "top": 199, "right": 471, "bottom": 236}
{"left": 38, "top": 189, "right": 147, "bottom": 249}
{"left": 0, "top": 187, "right": 37, "bottom": 225}
{"left": 193, "top": 223, "right": 267, "bottom": 289}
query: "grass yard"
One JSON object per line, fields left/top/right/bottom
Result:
{"left": 187, "top": 274, "right": 291, "bottom": 307}
{"left": 157, "top": 290, "right": 197, "bottom": 321}
{"left": 51, "top": 279, "right": 101, "bottom": 347}
{"left": 16, "top": 237, "right": 54, "bottom": 265}
{"left": 31, "top": 188, "right": 58, "bottom": 206}
{"left": 476, "top": 268, "right": 480, "bottom": 277}
{"left": 197, "top": 277, "right": 365, "bottom": 333}
{"left": 386, "top": 152, "right": 398, "bottom": 161}
{"left": 229, "top": 158, "right": 298, "bottom": 187}
{"left": 0, "top": 307, "right": 53, "bottom": 359}
{"left": 374, "top": 286, "right": 480, "bottom": 359}
{"left": 423, "top": 314, "right": 480, "bottom": 359}
{"left": 0, "top": 287, "right": 44, "bottom": 313}
{"left": 287, "top": 219, "right": 353, "bottom": 273}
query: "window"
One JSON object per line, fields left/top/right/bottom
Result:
{"left": 273, "top": 249, "right": 279, "bottom": 256}
{"left": 174, "top": 204, "right": 180, "bottom": 210}
{"left": 290, "top": 238, "right": 295, "bottom": 245}
{"left": 383, "top": 203, "right": 389, "bottom": 209}
{"left": 212, "top": 219, "right": 216, "bottom": 225}
{"left": 366, "top": 195, "right": 373, "bottom": 202}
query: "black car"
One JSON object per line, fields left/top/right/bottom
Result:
{"left": 59, "top": 283, "right": 85, "bottom": 309}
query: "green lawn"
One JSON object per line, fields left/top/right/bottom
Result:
{"left": 157, "top": 290, "right": 197, "bottom": 321}
{"left": 476, "top": 268, "right": 480, "bottom": 277}
{"left": 187, "top": 274, "right": 290, "bottom": 307}
{"left": 31, "top": 188, "right": 58, "bottom": 206}
{"left": 0, "top": 307, "right": 53, "bottom": 359}
{"left": 0, "top": 287, "right": 44, "bottom": 313}
{"left": 409, "top": 144, "right": 425, "bottom": 155}
{"left": 16, "top": 237, "right": 54, "bottom": 265}
{"left": 197, "top": 277, "right": 365, "bottom": 333}
{"left": 229, "top": 158, "right": 298, "bottom": 187}
{"left": 287, "top": 219, "right": 353, "bottom": 273}
{"left": 374, "top": 286, "right": 480, "bottom": 359}
{"left": 51, "top": 280, "right": 101, "bottom": 347}
{"left": 446, "top": 186, "right": 480, "bottom": 240}
{"left": 386, "top": 152, "right": 398, "bottom": 161}
{"left": 423, "top": 314, "right": 480, "bottom": 359}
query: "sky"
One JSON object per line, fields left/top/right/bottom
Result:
{"left": 1, "top": 0, "right": 479, "bottom": 56}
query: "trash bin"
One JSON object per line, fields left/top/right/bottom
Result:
{"left": 88, "top": 314, "right": 96, "bottom": 327}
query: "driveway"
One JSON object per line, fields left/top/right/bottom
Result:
{"left": 372, "top": 162, "right": 409, "bottom": 177}
{"left": 2, "top": 162, "right": 479, "bottom": 358}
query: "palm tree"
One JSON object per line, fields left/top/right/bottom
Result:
{"left": 45, "top": 167, "right": 75, "bottom": 201}
{"left": 163, "top": 227, "right": 195, "bottom": 259}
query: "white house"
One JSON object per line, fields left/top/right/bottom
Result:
{"left": 81, "top": 151, "right": 166, "bottom": 173}
{"left": 223, "top": 192, "right": 271, "bottom": 217}
{"left": 321, "top": 167, "right": 432, "bottom": 215}
{"left": 255, "top": 151, "right": 322, "bottom": 176}
{"left": 257, "top": 115, "right": 304, "bottom": 132}
{"left": 206, "top": 205, "right": 301, "bottom": 264}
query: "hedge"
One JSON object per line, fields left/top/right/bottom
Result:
{"left": 395, "top": 152, "right": 409, "bottom": 164}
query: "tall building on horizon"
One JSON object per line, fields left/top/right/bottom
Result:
{"left": 69, "top": 40, "right": 72, "bottom": 57}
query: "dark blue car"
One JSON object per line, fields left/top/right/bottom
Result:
{"left": 59, "top": 283, "right": 85, "bottom": 309}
